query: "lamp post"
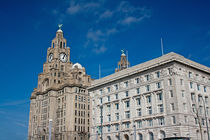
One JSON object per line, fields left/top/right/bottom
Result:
{"left": 201, "top": 97, "right": 210, "bottom": 140}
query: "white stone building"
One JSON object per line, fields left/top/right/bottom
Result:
{"left": 88, "top": 52, "right": 210, "bottom": 140}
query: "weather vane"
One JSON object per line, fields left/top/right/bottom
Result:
{"left": 58, "top": 24, "right": 63, "bottom": 30}
{"left": 121, "top": 49, "right": 125, "bottom": 54}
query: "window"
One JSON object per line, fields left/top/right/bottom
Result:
{"left": 158, "top": 104, "right": 164, "bottom": 113}
{"left": 183, "top": 103, "right": 186, "bottom": 111}
{"left": 156, "top": 71, "right": 160, "bottom": 78}
{"left": 125, "top": 100, "right": 130, "bottom": 108}
{"left": 197, "top": 84, "right": 200, "bottom": 91}
{"left": 114, "top": 84, "right": 118, "bottom": 90}
{"left": 137, "top": 121, "right": 142, "bottom": 128}
{"left": 135, "top": 78, "right": 140, "bottom": 84}
{"left": 125, "top": 111, "right": 130, "bottom": 119}
{"left": 169, "top": 90, "right": 173, "bottom": 98}
{"left": 157, "top": 93, "right": 162, "bottom": 101}
{"left": 99, "top": 89, "right": 103, "bottom": 95}
{"left": 136, "top": 98, "right": 141, "bottom": 106}
{"left": 171, "top": 103, "right": 175, "bottom": 111}
{"left": 115, "top": 113, "right": 119, "bottom": 120}
{"left": 204, "top": 86, "right": 207, "bottom": 92}
{"left": 146, "top": 85, "right": 150, "bottom": 92}
{"left": 181, "top": 90, "right": 185, "bottom": 97}
{"left": 147, "top": 106, "right": 152, "bottom": 115}
{"left": 184, "top": 116, "right": 188, "bottom": 123}
{"left": 107, "top": 115, "right": 111, "bottom": 122}
{"left": 137, "top": 108, "right": 141, "bottom": 116}
{"left": 115, "top": 93, "right": 118, "bottom": 99}
{"left": 158, "top": 117, "right": 165, "bottom": 126}
{"left": 172, "top": 116, "right": 176, "bottom": 124}
{"left": 189, "top": 72, "right": 192, "bottom": 78}
{"left": 147, "top": 119, "right": 153, "bottom": 126}
{"left": 107, "top": 125, "right": 110, "bottom": 132}
{"left": 107, "top": 96, "right": 110, "bottom": 102}
{"left": 146, "top": 95, "right": 151, "bottom": 103}
{"left": 205, "top": 97, "right": 208, "bottom": 104}
{"left": 115, "top": 124, "right": 119, "bottom": 131}
{"left": 190, "top": 82, "right": 193, "bottom": 89}
{"left": 125, "top": 122, "right": 130, "bottom": 128}
{"left": 107, "top": 87, "right": 110, "bottom": 93}
{"left": 100, "top": 98, "right": 103, "bottom": 104}
{"left": 115, "top": 103, "right": 119, "bottom": 110}
{"left": 156, "top": 82, "right": 161, "bottom": 89}
{"left": 180, "top": 79, "right": 183, "bottom": 85}
{"left": 136, "top": 88, "right": 140, "bottom": 94}
{"left": 191, "top": 93, "right": 195, "bottom": 101}
{"left": 125, "top": 91, "right": 129, "bottom": 97}
{"left": 107, "top": 105, "right": 111, "bottom": 111}
{"left": 124, "top": 81, "right": 128, "bottom": 87}
{"left": 198, "top": 95, "right": 202, "bottom": 103}
{"left": 168, "top": 79, "right": 172, "bottom": 85}
{"left": 146, "top": 75, "right": 150, "bottom": 81}
{"left": 149, "top": 132, "right": 154, "bottom": 140}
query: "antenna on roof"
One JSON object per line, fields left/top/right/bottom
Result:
{"left": 99, "top": 64, "right": 101, "bottom": 79}
{"left": 126, "top": 50, "right": 129, "bottom": 68}
{"left": 161, "top": 37, "right": 164, "bottom": 56}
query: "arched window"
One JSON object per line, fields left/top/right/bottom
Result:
{"left": 149, "top": 132, "right": 154, "bottom": 140}
{"left": 159, "top": 131, "right": 165, "bottom": 139}
{"left": 107, "top": 136, "right": 111, "bottom": 140}
{"left": 60, "top": 42, "right": 62, "bottom": 48}
{"left": 138, "top": 133, "right": 143, "bottom": 140}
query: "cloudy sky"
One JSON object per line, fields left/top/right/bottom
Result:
{"left": 0, "top": 0, "right": 210, "bottom": 139}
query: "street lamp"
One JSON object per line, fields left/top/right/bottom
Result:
{"left": 201, "top": 97, "right": 210, "bottom": 140}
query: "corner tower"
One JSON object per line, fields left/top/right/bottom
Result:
{"left": 28, "top": 26, "right": 92, "bottom": 140}
{"left": 115, "top": 50, "right": 130, "bottom": 72}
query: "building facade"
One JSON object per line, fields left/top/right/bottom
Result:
{"left": 28, "top": 27, "right": 92, "bottom": 140}
{"left": 88, "top": 52, "right": 210, "bottom": 140}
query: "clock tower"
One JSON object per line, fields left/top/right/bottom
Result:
{"left": 28, "top": 26, "right": 92, "bottom": 140}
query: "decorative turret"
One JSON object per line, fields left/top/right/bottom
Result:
{"left": 115, "top": 50, "right": 130, "bottom": 72}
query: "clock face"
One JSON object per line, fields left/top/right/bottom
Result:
{"left": 48, "top": 53, "right": 53, "bottom": 62}
{"left": 60, "top": 53, "right": 67, "bottom": 62}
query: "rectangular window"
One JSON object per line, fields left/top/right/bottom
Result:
{"left": 156, "top": 82, "right": 161, "bottom": 89}
{"left": 124, "top": 81, "right": 128, "bottom": 87}
{"left": 146, "top": 95, "right": 151, "bottom": 103}
{"left": 115, "top": 124, "right": 119, "bottom": 131}
{"left": 137, "top": 120, "right": 142, "bottom": 128}
{"left": 125, "top": 91, "right": 129, "bottom": 97}
{"left": 197, "top": 84, "right": 200, "bottom": 91}
{"left": 107, "top": 115, "right": 111, "bottom": 122}
{"left": 107, "top": 105, "right": 111, "bottom": 112}
{"left": 171, "top": 103, "right": 175, "bottom": 111}
{"left": 115, "top": 113, "right": 119, "bottom": 120}
{"left": 191, "top": 93, "right": 195, "bottom": 101}
{"left": 107, "top": 87, "right": 110, "bottom": 93}
{"left": 107, "top": 125, "right": 110, "bottom": 132}
{"left": 168, "top": 79, "right": 172, "bottom": 85}
{"left": 100, "top": 98, "right": 103, "bottom": 104}
{"left": 125, "top": 100, "right": 130, "bottom": 108}
{"left": 147, "top": 119, "right": 153, "bottom": 126}
{"left": 135, "top": 78, "right": 140, "bottom": 84}
{"left": 158, "top": 104, "right": 164, "bottom": 113}
{"left": 146, "top": 75, "right": 150, "bottom": 81}
{"left": 156, "top": 71, "right": 160, "bottom": 78}
{"left": 115, "top": 85, "right": 118, "bottom": 90}
{"left": 181, "top": 90, "right": 185, "bottom": 97}
{"left": 147, "top": 106, "right": 152, "bottom": 115}
{"left": 158, "top": 117, "right": 165, "bottom": 126}
{"left": 204, "top": 86, "right": 207, "bottom": 92}
{"left": 136, "top": 88, "right": 140, "bottom": 94}
{"left": 169, "top": 90, "right": 173, "bottom": 98}
{"left": 157, "top": 93, "right": 162, "bottom": 101}
{"left": 190, "top": 82, "right": 193, "bottom": 89}
{"left": 136, "top": 98, "right": 141, "bottom": 106}
{"left": 107, "top": 96, "right": 110, "bottom": 102}
{"left": 180, "top": 79, "right": 183, "bottom": 85}
{"left": 99, "top": 89, "right": 103, "bottom": 95}
{"left": 125, "top": 122, "right": 130, "bottom": 128}
{"left": 115, "top": 103, "right": 119, "bottom": 110}
{"left": 137, "top": 109, "right": 141, "bottom": 116}
{"left": 172, "top": 116, "right": 176, "bottom": 124}
{"left": 205, "top": 97, "right": 208, "bottom": 104}
{"left": 125, "top": 111, "right": 130, "bottom": 119}
{"left": 146, "top": 85, "right": 150, "bottom": 92}
{"left": 189, "top": 72, "right": 192, "bottom": 78}
{"left": 115, "top": 94, "right": 118, "bottom": 99}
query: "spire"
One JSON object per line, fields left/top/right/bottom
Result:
{"left": 115, "top": 50, "right": 130, "bottom": 72}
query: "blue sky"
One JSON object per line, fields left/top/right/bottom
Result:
{"left": 0, "top": 0, "right": 210, "bottom": 139}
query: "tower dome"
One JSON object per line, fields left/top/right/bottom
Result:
{"left": 72, "top": 63, "right": 83, "bottom": 69}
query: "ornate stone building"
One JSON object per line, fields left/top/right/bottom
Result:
{"left": 28, "top": 27, "right": 92, "bottom": 140}
{"left": 88, "top": 52, "right": 210, "bottom": 140}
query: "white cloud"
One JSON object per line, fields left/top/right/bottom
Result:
{"left": 99, "top": 10, "right": 113, "bottom": 19}
{"left": 0, "top": 99, "right": 29, "bottom": 107}
{"left": 93, "top": 45, "right": 107, "bottom": 54}
{"left": 87, "top": 29, "right": 105, "bottom": 42}
{"left": 67, "top": 2, "right": 81, "bottom": 15}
